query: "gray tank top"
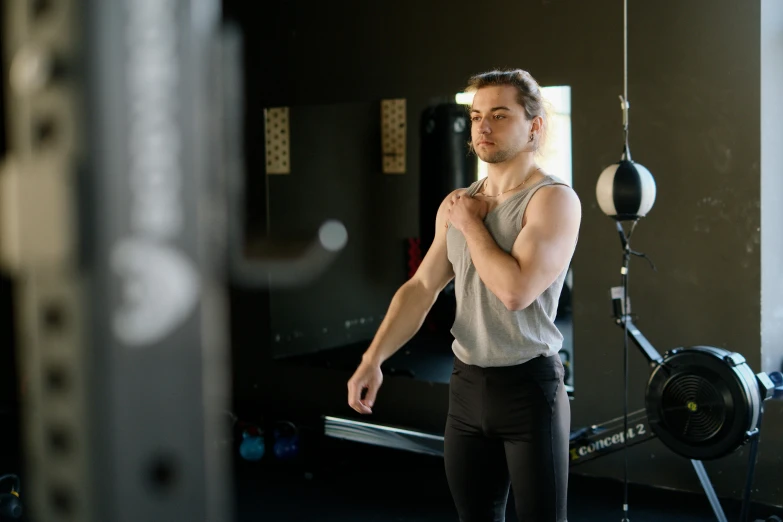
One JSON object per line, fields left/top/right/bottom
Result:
{"left": 446, "top": 174, "right": 570, "bottom": 367}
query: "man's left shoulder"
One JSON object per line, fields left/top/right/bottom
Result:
{"left": 532, "top": 183, "right": 581, "bottom": 212}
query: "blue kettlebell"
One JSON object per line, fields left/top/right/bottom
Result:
{"left": 239, "top": 428, "right": 265, "bottom": 462}
{"left": 272, "top": 421, "right": 300, "bottom": 460}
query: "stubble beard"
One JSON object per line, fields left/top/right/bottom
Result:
{"left": 477, "top": 142, "right": 524, "bottom": 164}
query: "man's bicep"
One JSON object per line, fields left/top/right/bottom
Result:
{"left": 511, "top": 187, "right": 581, "bottom": 295}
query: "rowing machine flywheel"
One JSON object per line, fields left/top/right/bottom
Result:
{"left": 645, "top": 346, "right": 770, "bottom": 461}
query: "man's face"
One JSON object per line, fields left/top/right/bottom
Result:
{"left": 470, "top": 85, "right": 531, "bottom": 164}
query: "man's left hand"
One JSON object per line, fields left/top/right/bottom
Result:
{"left": 448, "top": 192, "right": 489, "bottom": 232}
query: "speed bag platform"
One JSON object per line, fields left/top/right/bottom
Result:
{"left": 645, "top": 345, "right": 775, "bottom": 461}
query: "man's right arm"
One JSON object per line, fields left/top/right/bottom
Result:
{"left": 361, "top": 192, "right": 456, "bottom": 366}
{"left": 347, "top": 191, "right": 457, "bottom": 414}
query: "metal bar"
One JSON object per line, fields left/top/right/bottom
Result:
{"left": 324, "top": 416, "right": 445, "bottom": 457}
{"left": 323, "top": 408, "right": 657, "bottom": 469}
{"left": 690, "top": 460, "right": 728, "bottom": 522}
{"left": 740, "top": 407, "right": 764, "bottom": 522}
{"left": 2, "top": 0, "right": 232, "bottom": 520}
{"left": 619, "top": 318, "right": 664, "bottom": 366}
{"left": 83, "top": 0, "right": 230, "bottom": 521}
{"left": 568, "top": 408, "right": 656, "bottom": 466}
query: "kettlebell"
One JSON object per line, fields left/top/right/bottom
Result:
{"left": 238, "top": 427, "right": 265, "bottom": 462}
{"left": 0, "top": 474, "right": 22, "bottom": 520}
{"left": 272, "top": 421, "right": 300, "bottom": 460}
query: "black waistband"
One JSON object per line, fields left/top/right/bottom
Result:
{"left": 453, "top": 353, "right": 559, "bottom": 374}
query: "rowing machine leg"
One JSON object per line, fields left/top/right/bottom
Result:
{"left": 691, "top": 459, "right": 728, "bottom": 522}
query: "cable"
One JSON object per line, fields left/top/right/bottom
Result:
{"left": 623, "top": 0, "right": 628, "bottom": 120}
{"left": 616, "top": 217, "right": 655, "bottom": 522}
{"left": 620, "top": 222, "right": 632, "bottom": 522}
{"left": 620, "top": 0, "right": 632, "bottom": 162}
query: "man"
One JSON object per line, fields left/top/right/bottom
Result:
{"left": 348, "top": 69, "right": 581, "bottom": 522}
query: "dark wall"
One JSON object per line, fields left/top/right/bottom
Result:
{"left": 226, "top": 0, "right": 782, "bottom": 507}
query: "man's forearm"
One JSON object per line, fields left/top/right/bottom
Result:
{"left": 461, "top": 219, "right": 525, "bottom": 308}
{"left": 363, "top": 280, "right": 438, "bottom": 365}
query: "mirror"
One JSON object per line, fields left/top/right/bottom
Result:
{"left": 245, "top": 87, "right": 574, "bottom": 395}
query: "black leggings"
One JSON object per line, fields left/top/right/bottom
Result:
{"left": 444, "top": 354, "right": 570, "bottom": 522}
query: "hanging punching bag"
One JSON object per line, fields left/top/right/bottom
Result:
{"left": 416, "top": 102, "right": 475, "bottom": 340}
{"left": 418, "top": 103, "right": 475, "bottom": 254}
{"left": 596, "top": 159, "right": 656, "bottom": 221}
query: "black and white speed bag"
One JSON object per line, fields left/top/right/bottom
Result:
{"left": 596, "top": 159, "right": 656, "bottom": 221}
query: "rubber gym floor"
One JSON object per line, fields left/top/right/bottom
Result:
{"left": 233, "top": 436, "right": 783, "bottom": 522}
